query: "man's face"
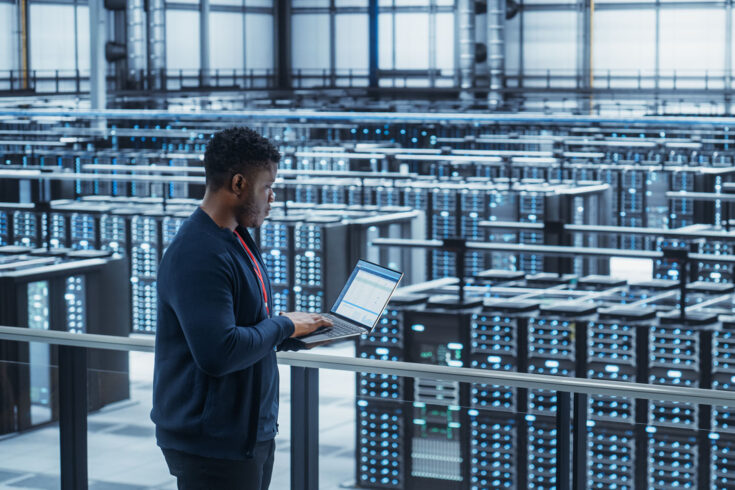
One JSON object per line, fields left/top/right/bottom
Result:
{"left": 235, "top": 162, "right": 276, "bottom": 228}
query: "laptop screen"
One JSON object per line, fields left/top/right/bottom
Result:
{"left": 331, "top": 260, "right": 402, "bottom": 328}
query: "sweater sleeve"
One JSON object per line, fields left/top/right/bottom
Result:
{"left": 167, "top": 252, "right": 295, "bottom": 377}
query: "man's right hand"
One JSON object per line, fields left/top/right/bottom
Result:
{"left": 281, "top": 312, "right": 333, "bottom": 338}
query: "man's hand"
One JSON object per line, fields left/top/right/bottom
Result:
{"left": 281, "top": 312, "right": 333, "bottom": 338}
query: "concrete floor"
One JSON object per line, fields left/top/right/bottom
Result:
{"left": 0, "top": 342, "right": 359, "bottom": 490}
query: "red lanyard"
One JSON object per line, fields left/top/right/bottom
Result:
{"left": 234, "top": 230, "right": 269, "bottom": 315}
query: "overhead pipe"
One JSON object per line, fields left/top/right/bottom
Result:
{"left": 487, "top": 0, "right": 505, "bottom": 109}
{"left": 89, "top": 0, "right": 107, "bottom": 126}
{"left": 126, "top": 0, "right": 146, "bottom": 88}
{"left": 457, "top": 0, "right": 476, "bottom": 100}
{"left": 200, "top": 0, "right": 211, "bottom": 87}
{"left": 147, "top": 0, "right": 166, "bottom": 91}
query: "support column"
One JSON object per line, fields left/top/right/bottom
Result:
{"left": 147, "top": 0, "right": 166, "bottom": 91}
{"left": 457, "top": 0, "right": 475, "bottom": 100}
{"left": 276, "top": 0, "right": 292, "bottom": 89}
{"left": 329, "top": 0, "right": 336, "bottom": 86}
{"left": 58, "top": 346, "right": 88, "bottom": 490}
{"left": 429, "top": 0, "right": 437, "bottom": 87}
{"left": 368, "top": 0, "right": 379, "bottom": 88}
{"left": 200, "top": 0, "right": 211, "bottom": 87}
{"left": 726, "top": 0, "right": 732, "bottom": 113}
{"left": 654, "top": 0, "right": 661, "bottom": 113}
{"left": 487, "top": 0, "right": 505, "bottom": 109}
{"left": 18, "top": 0, "right": 30, "bottom": 90}
{"left": 576, "top": 0, "right": 592, "bottom": 113}
{"left": 89, "top": 0, "right": 107, "bottom": 114}
{"left": 290, "top": 367, "right": 319, "bottom": 490}
{"left": 519, "top": 0, "right": 524, "bottom": 88}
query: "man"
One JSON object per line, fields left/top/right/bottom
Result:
{"left": 151, "top": 127, "right": 332, "bottom": 490}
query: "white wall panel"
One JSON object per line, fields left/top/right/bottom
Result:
{"left": 593, "top": 10, "right": 655, "bottom": 73}
{"left": 395, "top": 13, "right": 429, "bottom": 69}
{"left": 505, "top": 12, "right": 521, "bottom": 73}
{"left": 435, "top": 12, "right": 454, "bottom": 71}
{"left": 336, "top": 14, "right": 368, "bottom": 71}
{"left": 660, "top": 8, "right": 726, "bottom": 73}
{"left": 293, "top": 0, "right": 329, "bottom": 7}
{"left": 0, "top": 4, "right": 16, "bottom": 71}
{"left": 166, "top": 10, "right": 201, "bottom": 69}
{"left": 336, "top": 0, "right": 367, "bottom": 6}
{"left": 248, "top": 0, "right": 274, "bottom": 7}
{"left": 292, "top": 14, "right": 329, "bottom": 70}
{"left": 378, "top": 13, "right": 394, "bottom": 69}
{"left": 522, "top": 10, "right": 576, "bottom": 72}
{"left": 30, "top": 4, "right": 76, "bottom": 71}
{"left": 76, "top": 6, "right": 90, "bottom": 72}
{"left": 210, "top": 12, "right": 244, "bottom": 70}
{"left": 245, "top": 14, "right": 274, "bottom": 70}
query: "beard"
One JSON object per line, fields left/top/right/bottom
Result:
{"left": 236, "top": 195, "right": 266, "bottom": 228}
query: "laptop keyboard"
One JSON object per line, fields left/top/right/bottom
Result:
{"left": 316, "top": 315, "right": 364, "bottom": 338}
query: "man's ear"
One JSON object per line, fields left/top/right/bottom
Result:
{"left": 231, "top": 173, "right": 247, "bottom": 195}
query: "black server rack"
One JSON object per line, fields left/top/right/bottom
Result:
{"left": 376, "top": 185, "right": 402, "bottom": 208}
{"left": 258, "top": 215, "right": 350, "bottom": 313}
{"left": 430, "top": 187, "right": 458, "bottom": 279}
{"left": 260, "top": 216, "right": 298, "bottom": 314}
{"left": 711, "top": 316, "right": 735, "bottom": 489}
{"left": 527, "top": 303, "right": 596, "bottom": 490}
{"left": 293, "top": 217, "right": 349, "bottom": 312}
{"left": 618, "top": 169, "right": 647, "bottom": 251}
{"left": 403, "top": 306, "right": 473, "bottom": 490}
{"left": 130, "top": 211, "right": 160, "bottom": 333}
{"left": 468, "top": 300, "right": 537, "bottom": 490}
{"left": 2, "top": 204, "right": 40, "bottom": 248}
{"left": 647, "top": 312, "right": 717, "bottom": 490}
{"left": 486, "top": 190, "right": 518, "bottom": 272}
{"left": 518, "top": 191, "right": 544, "bottom": 275}
{"left": 586, "top": 306, "right": 655, "bottom": 490}
{"left": 0, "top": 248, "right": 130, "bottom": 435}
{"left": 460, "top": 188, "right": 489, "bottom": 278}
{"left": 355, "top": 294, "right": 427, "bottom": 489}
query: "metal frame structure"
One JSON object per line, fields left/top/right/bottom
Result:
{"left": 3, "top": 0, "right": 735, "bottom": 112}
{"left": 2, "top": 325, "right": 735, "bottom": 490}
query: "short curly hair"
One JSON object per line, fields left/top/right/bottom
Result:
{"left": 203, "top": 127, "right": 281, "bottom": 190}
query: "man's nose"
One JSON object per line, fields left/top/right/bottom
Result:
{"left": 269, "top": 190, "right": 275, "bottom": 202}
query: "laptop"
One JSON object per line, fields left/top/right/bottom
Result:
{"left": 297, "top": 259, "right": 403, "bottom": 346}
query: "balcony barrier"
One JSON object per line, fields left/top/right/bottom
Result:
{"left": 1, "top": 325, "right": 735, "bottom": 490}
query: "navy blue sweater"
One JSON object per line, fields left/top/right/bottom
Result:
{"left": 151, "top": 207, "right": 295, "bottom": 460}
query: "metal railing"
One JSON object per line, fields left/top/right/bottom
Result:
{"left": 1, "top": 68, "right": 733, "bottom": 96}
{"left": 2, "top": 325, "right": 735, "bottom": 489}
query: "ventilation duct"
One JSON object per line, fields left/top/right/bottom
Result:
{"left": 126, "top": 0, "right": 146, "bottom": 86}
{"left": 147, "top": 0, "right": 166, "bottom": 90}
{"left": 506, "top": 0, "right": 519, "bottom": 20}
{"left": 105, "top": 42, "right": 126, "bottom": 62}
{"left": 487, "top": 0, "right": 505, "bottom": 109}
{"left": 458, "top": 0, "right": 476, "bottom": 100}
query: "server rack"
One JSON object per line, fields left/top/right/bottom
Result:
{"left": 647, "top": 312, "right": 717, "bottom": 490}
{"left": 586, "top": 306, "right": 656, "bottom": 490}
{"left": 468, "top": 300, "right": 537, "bottom": 490}
{"left": 403, "top": 304, "right": 473, "bottom": 490}
{"left": 355, "top": 294, "right": 427, "bottom": 489}
{"left": 526, "top": 303, "right": 596, "bottom": 490}
{"left": 0, "top": 248, "right": 130, "bottom": 435}
{"left": 711, "top": 316, "right": 735, "bottom": 489}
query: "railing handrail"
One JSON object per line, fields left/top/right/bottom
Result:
{"left": 2, "top": 325, "right": 734, "bottom": 407}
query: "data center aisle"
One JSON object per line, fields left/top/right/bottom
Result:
{"left": 0, "top": 341, "right": 357, "bottom": 490}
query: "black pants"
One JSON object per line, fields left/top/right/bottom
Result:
{"left": 162, "top": 439, "right": 276, "bottom": 490}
